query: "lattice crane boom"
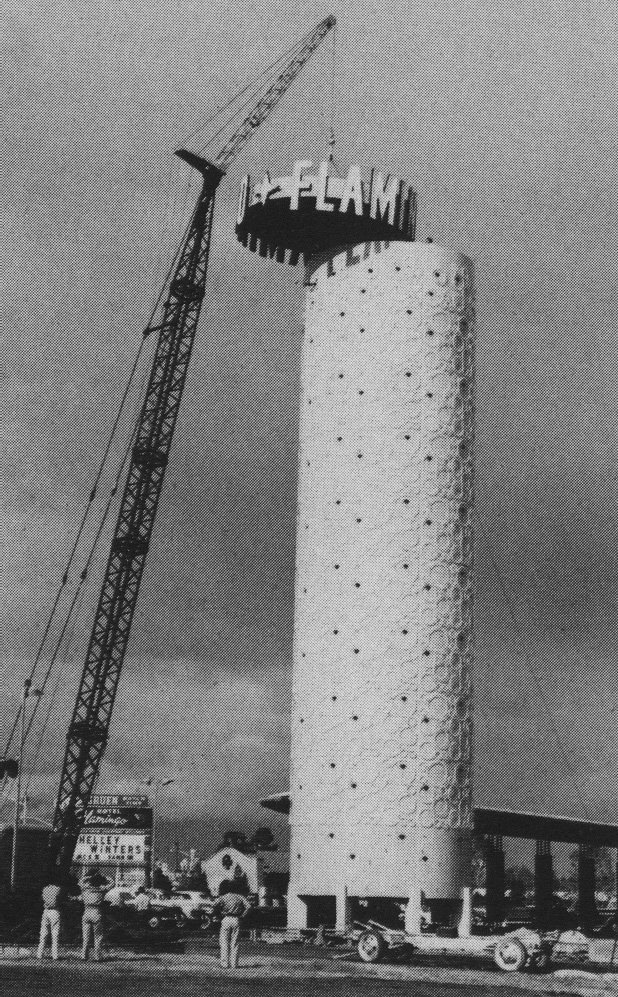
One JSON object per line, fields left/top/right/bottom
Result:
{"left": 214, "top": 15, "right": 336, "bottom": 171}
{"left": 50, "top": 15, "right": 336, "bottom": 876}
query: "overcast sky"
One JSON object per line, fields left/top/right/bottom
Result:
{"left": 2, "top": 0, "right": 618, "bottom": 857}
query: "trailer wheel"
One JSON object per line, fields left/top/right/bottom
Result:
{"left": 528, "top": 948, "right": 552, "bottom": 973}
{"left": 494, "top": 937, "right": 528, "bottom": 972}
{"left": 358, "top": 929, "right": 387, "bottom": 963}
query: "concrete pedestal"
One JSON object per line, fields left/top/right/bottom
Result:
{"left": 288, "top": 241, "right": 475, "bottom": 922}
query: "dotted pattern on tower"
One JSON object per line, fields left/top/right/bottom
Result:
{"left": 289, "top": 241, "right": 475, "bottom": 899}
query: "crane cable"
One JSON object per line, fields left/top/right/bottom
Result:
{"left": 3, "top": 18, "right": 336, "bottom": 800}
{"left": 480, "top": 468, "right": 618, "bottom": 768}
{"left": 195, "top": 27, "right": 329, "bottom": 157}
{"left": 475, "top": 506, "right": 590, "bottom": 820}
{"left": 0, "top": 342, "right": 147, "bottom": 766}
{"left": 24, "top": 334, "right": 155, "bottom": 750}
{"left": 18, "top": 583, "right": 88, "bottom": 815}
{"left": 2, "top": 210, "right": 195, "bottom": 767}
{"left": 328, "top": 21, "right": 338, "bottom": 165}
{"left": 196, "top": 67, "right": 298, "bottom": 156}
{"left": 0, "top": 415, "right": 144, "bottom": 808}
{"left": 182, "top": 28, "right": 314, "bottom": 148}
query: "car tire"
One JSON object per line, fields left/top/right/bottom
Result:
{"left": 358, "top": 929, "right": 387, "bottom": 963}
{"left": 148, "top": 915, "right": 162, "bottom": 929}
{"left": 494, "top": 936, "right": 528, "bottom": 972}
{"left": 199, "top": 914, "right": 213, "bottom": 931}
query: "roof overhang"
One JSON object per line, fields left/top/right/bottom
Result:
{"left": 259, "top": 795, "right": 618, "bottom": 846}
{"left": 473, "top": 808, "right": 618, "bottom": 847}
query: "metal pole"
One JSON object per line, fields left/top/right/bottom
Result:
{"left": 145, "top": 777, "right": 173, "bottom": 887}
{"left": 151, "top": 782, "right": 159, "bottom": 887}
{"left": 11, "top": 680, "right": 30, "bottom": 891}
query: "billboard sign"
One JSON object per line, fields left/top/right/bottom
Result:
{"left": 74, "top": 795, "right": 152, "bottom": 867}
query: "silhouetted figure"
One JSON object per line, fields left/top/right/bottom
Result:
{"left": 37, "top": 879, "right": 63, "bottom": 961}
{"left": 212, "top": 879, "right": 251, "bottom": 969}
{"left": 79, "top": 867, "right": 110, "bottom": 961}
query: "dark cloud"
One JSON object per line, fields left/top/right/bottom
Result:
{"left": 3, "top": 0, "right": 618, "bottom": 836}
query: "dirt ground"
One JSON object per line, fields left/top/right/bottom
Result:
{"left": 1, "top": 942, "right": 618, "bottom": 997}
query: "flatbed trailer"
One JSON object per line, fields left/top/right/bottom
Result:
{"left": 352, "top": 920, "right": 589, "bottom": 973}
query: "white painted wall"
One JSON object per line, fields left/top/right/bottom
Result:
{"left": 201, "top": 846, "right": 262, "bottom": 895}
{"left": 288, "top": 241, "right": 475, "bottom": 923}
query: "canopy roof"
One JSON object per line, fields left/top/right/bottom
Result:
{"left": 260, "top": 794, "right": 618, "bottom": 847}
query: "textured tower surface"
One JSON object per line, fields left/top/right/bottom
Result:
{"left": 289, "top": 241, "right": 475, "bottom": 911}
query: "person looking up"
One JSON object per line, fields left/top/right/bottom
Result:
{"left": 37, "top": 878, "right": 63, "bottom": 961}
{"left": 212, "top": 879, "right": 252, "bottom": 969}
{"left": 79, "top": 866, "right": 111, "bottom": 962}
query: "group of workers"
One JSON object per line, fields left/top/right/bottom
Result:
{"left": 37, "top": 869, "right": 251, "bottom": 968}
{"left": 38, "top": 867, "right": 110, "bottom": 962}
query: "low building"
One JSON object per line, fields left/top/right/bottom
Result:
{"left": 201, "top": 846, "right": 263, "bottom": 897}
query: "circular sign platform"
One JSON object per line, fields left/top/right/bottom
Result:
{"left": 236, "top": 160, "right": 416, "bottom": 265}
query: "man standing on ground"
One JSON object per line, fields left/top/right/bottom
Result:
{"left": 79, "top": 866, "right": 110, "bottom": 961}
{"left": 212, "top": 880, "right": 252, "bottom": 969}
{"left": 37, "top": 878, "right": 63, "bottom": 961}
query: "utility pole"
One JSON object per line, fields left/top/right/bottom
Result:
{"left": 145, "top": 777, "right": 174, "bottom": 887}
{"left": 11, "top": 679, "right": 30, "bottom": 891}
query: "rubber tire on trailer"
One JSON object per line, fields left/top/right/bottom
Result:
{"left": 494, "top": 937, "right": 528, "bottom": 972}
{"left": 358, "top": 930, "right": 387, "bottom": 963}
{"left": 529, "top": 949, "right": 552, "bottom": 973}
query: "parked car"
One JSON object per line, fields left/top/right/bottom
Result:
{"left": 104, "top": 886, "right": 140, "bottom": 908}
{"left": 106, "top": 902, "right": 185, "bottom": 934}
{"left": 146, "top": 889, "right": 217, "bottom": 928}
{"left": 171, "top": 891, "right": 216, "bottom": 918}
{"left": 141, "top": 906, "right": 186, "bottom": 931}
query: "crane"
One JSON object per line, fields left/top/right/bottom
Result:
{"left": 49, "top": 14, "right": 336, "bottom": 877}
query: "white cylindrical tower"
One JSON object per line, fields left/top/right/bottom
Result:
{"left": 288, "top": 240, "right": 475, "bottom": 931}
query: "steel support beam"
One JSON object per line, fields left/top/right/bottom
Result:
{"left": 577, "top": 843, "right": 597, "bottom": 929}
{"left": 534, "top": 839, "right": 553, "bottom": 929}
{"left": 485, "top": 834, "right": 505, "bottom": 925}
